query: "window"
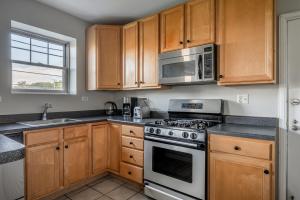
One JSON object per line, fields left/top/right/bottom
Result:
{"left": 11, "top": 29, "right": 70, "bottom": 94}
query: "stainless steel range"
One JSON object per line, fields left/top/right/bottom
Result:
{"left": 144, "top": 99, "right": 223, "bottom": 200}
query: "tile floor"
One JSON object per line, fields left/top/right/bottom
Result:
{"left": 55, "top": 175, "right": 152, "bottom": 200}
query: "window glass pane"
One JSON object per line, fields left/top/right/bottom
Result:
{"left": 49, "top": 55, "right": 64, "bottom": 67}
{"left": 11, "top": 40, "right": 30, "bottom": 50}
{"left": 11, "top": 48, "right": 30, "bottom": 62}
{"left": 11, "top": 34, "right": 30, "bottom": 44}
{"left": 31, "top": 39, "right": 47, "bottom": 47}
{"left": 49, "top": 43, "right": 63, "bottom": 51}
{"left": 12, "top": 63, "right": 64, "bottom": 91}
{"left": 31, "top": 52, "right": 47, "bottom": 65}
{"left": 49, "top": 48, "right": 63, "bottom": 57}
{"left": 32, "top": 45, "right": 47, "bottom": 53}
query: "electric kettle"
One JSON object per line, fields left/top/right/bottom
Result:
{"left": 104, "top": 101, "right": 118, "bottom": 116}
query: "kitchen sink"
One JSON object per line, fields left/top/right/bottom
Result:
{"left": 18, "top": 118, "right": 82, "bottom": 127}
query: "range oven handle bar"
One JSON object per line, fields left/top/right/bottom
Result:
{"left": 144, "top": 135, "right": 204, "bottom": 150}
{"left": 145, "top": 184, "right": 183, "bottom": 200}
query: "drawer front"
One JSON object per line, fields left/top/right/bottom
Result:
{"left": 122, "top": 125, "right": 144, "bottom": 138}
{"left": 25, "top": 128, "right": 61, "bottom": 146}
{"left": 122, "top": 147, "right": 144, "bottom": 167}
{"left": 210, "top": 134, "right": 273, "bottom": 160}
{"left": 120, "top": 162, "right": 143, "bottom": 184}
{"left": 64, "top": 125, "right": 89, "bottom": 140}
{"left": 122, "top": 136, "right": 144, "bottom": 150}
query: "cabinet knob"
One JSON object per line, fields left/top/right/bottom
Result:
{"left": 117, "top": 83, "right": 121, "bottom": 86}
{"left": 179, "top": 41, "right": 183, "bottom": 44}
{"left": 56, "top": 146, "right": 60, "bottom": 150}
{"left": 135, "top": 82, "right": 138, "bottom": 84}
{"left": 65, "top": 145, "right": 69, "bottom": 149}
{"left": 130, "top": 155, "right": 133, "bottom": 158}
{"left": 128, "top": 171, "right": 132, "bottom": 175}
{"left": 130, "top": 130, "right": 134, "bottom": 134}
{"left": 219, "top": 75, "right": 224, "bottom": 79}
{"left": 234, "top": 146, "right": 241, "bottom": 151}
{"left": 187, "top": 40, "right": 191, "bottom": 43}
{"left": 264, "top": 169, "right": 270, "bottom": 175}
{"left": 140, "top": 81, "right": 145, "bottom": 84}
{"left": 129, "top": 142, "right": 133, "bottom": 145}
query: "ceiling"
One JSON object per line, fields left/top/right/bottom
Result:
{"left": 36, "top": 0, "right": 186, "bottom": 24}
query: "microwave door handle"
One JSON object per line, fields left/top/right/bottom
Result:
{"left": 198, "top": 54, "right": 203, "bottom": 80}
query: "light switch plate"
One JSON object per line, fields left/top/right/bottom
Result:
{"left": 81, "top": 96, "right": 89, "bottom": 102}
{"left": 237, "top": 94, "right": 249, "bottom": 104}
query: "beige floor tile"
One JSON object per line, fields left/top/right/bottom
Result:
{"left": 109, "top": 176, "right": 125, "bottom": 185}
{"left": 66, "top": 188, "right": 102, "bottom": 200}
{"left": 66, "top": 186, "right": 89, "bottom": 197}
{"left": 92, "top": 179, "right": 121, "bottom": 194}
{"left": 54, "top": 195, "right": 69, "bottom": 200}
{"left": 97, "top": 196, "right": 113, "bottom": 200}
{"left": 123, "top": 182, "right": 142, "bottom": 192}
{"left": 107, "top": 186, "right": 137, "bottom": 200}
{"left": 128, "top": 193, "right": 152, "bottom": 200}
{"left": 88, "top": 175, "right": 111, "bottom": 187}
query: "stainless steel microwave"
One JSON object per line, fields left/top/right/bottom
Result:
{"left": 159, "top": 44, "right": 216, "bottom": 85}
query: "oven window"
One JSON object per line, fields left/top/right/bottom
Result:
{"left": 162, "top": 61, "right": 195, "bottom": 78}
{"left": 152, "top": 147, "right": 193, "bottom": 183}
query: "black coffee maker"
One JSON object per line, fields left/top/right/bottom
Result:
{"left": 122, "top": 97, "right": 138, "bottom": 117}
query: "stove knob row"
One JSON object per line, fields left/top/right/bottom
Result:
{"left": 156, "top": 129, "right": 161, "bottom": 134}
{"left": 149, "top": 128, "right": 154, "bottom": 133}
{"left": 182, "top": 132, "right": 189, "bottom": 138}
{"left": 168, "top": 131, "right": 174, "bottom": 136}
{"left": 190, "top": 133, "right": 198, "bottom": 139}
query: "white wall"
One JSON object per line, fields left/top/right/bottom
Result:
{"left": 0, "top": 0, "right": 114, "bottom": 115}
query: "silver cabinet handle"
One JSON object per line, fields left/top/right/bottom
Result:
{"left": 291, "top": 99, "right": 300, "bottom": 105}
{"left": 292, "top": 125, "right": 298, "bottom": 131}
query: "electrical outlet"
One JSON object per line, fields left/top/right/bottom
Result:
{"left": 237, "top": 94, "right": 249, "bottom": 104}
{"left": 81, "top": 96, "right": 89, "bottom": 102}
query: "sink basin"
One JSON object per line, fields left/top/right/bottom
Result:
{"left": 18, "top": 118, "right": 81, "bottom": 127}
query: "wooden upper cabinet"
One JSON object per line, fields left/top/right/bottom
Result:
{"left": 63, "top": 137, "right": 89, "bottom": 186}
{"left": 86, "top": 25, "right": 122, "bottom": 90}
{"left": 139, "top": 14, "right": 160, "bottom": 88}
{"left": 92, "top": 124, "right": 108, "bottom": 175}
{"left": 217, "top": 0, "right": 275, "bottom": 85}
{"left": 160, "top": 5, "right": 185, "bottom": 52}
{"left": 123, "top": 22, "right": 139, "bottom": 89}
{"left": 108, "top": 123, "right": 121, "bottom": 173}
{"left": 26, "top": 143, "right": 61, "bottom": 200}
{"left": 209, "top": 152, "right": 272, "bottom": 200}
{"left": 186, "top": 0, "right": 215, "bottom": 47}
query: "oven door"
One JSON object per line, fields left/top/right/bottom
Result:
{"left": 144, "top": 137, "right": 206, "bottom": 199}
{"left": 159, "top": 54, "right": 202, "bottom": 85}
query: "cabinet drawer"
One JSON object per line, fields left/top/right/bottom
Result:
{"left": 122, "top": 147, "right": 144, "bottom": 167}
{"left": 25, "top": 128, "right": 61, "bottom": 146}
{"left": 64, "top": 125, "right": 89, "bottom": 140}
{"left": 122, "top": 136, "right": 144, "bottom": 150}
{"left": 209, "top": 135, "right": 273, "bottom": 160}
{"left": 122, "top": 125, "right": 144, "bottom": 138}
{"left": 120, "top": 162, "right": 143, "bottom": 184}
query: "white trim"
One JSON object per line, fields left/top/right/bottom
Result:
{"left": 278, "top": 10, "right": 300, "bottom": 200}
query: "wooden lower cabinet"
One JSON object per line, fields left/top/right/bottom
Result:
{"left": 92, "top": 124, "right": 108, "bottom": 175}
{"left": 26, "top": 142, "right": 61, "bottom": 200}
{"left": 108, "top": 123, "right": 121, "bottom": 173}
{"left": 63, "top": 137, "right": 89, "bottom": 186}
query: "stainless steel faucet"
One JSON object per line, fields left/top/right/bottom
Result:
{"left": 42, "top": 103, "right": 52, "bottom": 120}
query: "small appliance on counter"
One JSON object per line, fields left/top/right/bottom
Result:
{"left": 104, "top": 101, "right": 118, "bottom": 116}
{"left": 122, "top": 97, "right": 138, "bottom": 117}
{"left": 133, "top": 99, "right": 150, "bottom": 119}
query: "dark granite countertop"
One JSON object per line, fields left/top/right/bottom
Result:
{"left": 0, "top": 135, "right": 24, "bottom": 164}
{"left": 207, "top": 123, "right": 277, "bottom": 141}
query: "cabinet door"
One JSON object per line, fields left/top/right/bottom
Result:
{"left": 160, "top": 5, "right": 185, "bottom": 52}
{"left": 96, "top": 26, "right": 122, "bottom": 89}
{"left": 209, "top": 152, "right": 272, "bottom": 200}
{"left": 86, "top": 25, "right": 121, "bottom": 90}
{"left": 123, "top": 22, "right": 139, "bottom": 89}
{"left": 217, "top": 0, "right": 274, "bottom": 85}
{"left": 186, "top": 0, "right": 215, "bottom": 47}
{"left": 26, "top": 143, "right": 61, "bottom": 200}
{"left": 64, "top": 137, "right": 89, "bottom": 186}
{"left": 108, "top": 124, "right": 121, "bottom": 173}
{"left": 139, "top": 14, "right": 160, "bottom": 88}
{"left": 92, "top": 124, "right": 108, "bottom": 175}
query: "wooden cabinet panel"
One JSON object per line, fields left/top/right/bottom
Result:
{"left": 210, "top": 135, "right": 273, "bottom": 160}
{"left": 64, "top": 137, "right": 89, "bottom": 186}
{"left": 26, "top": 143, "right": 61, "bottom": 200}
{"left": 108, "top": 124, "right": 121, "bottom": 173}
{"left": 139, "top": 14, "right": 160, "bottom": 88}
{"left": 209, "top": 152, "right": 272, "bottom": 200}
{"left": 186, "top": 0, "right": 215, "bottom": 47}
{"left": 160, "top": 5, "right": 185, "bottom": 52}
{"left": 122, "top": 136, "right": 144, "bottom": 150}
{"left": 64, "top": 125, "right": 89, "bottom": 140}
{"left": 217, "top": 0, "right": 275, "bottom": 85}
{"left": 25, "top": 128, "right": 61, "bottom": 146}
{"left": 122, "top": 125, "right": 144, "bottom": 138}
{"left": 92, "top": 125, "right": 108, "bottom": 175}
{"left": 123, "top": 22, "right": 139, "bottom": 89}
{"left": 121, "top": 147, "right": 144, "bottom": 167}
{"left": 86, "top": 25, "right": 122, "bottom": 90}
{"left": 120, "top": 162, "right": 143, "bottom": 184}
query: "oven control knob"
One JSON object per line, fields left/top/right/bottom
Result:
{"left": 182, "top": 132, "right": 189, "bottom": 138}
{"left": 156, "top": 129, "right": 161, "bottom": 134}
{"left": 149, "top": 128, "right": 154, "bottom": 133}
{"left": 168, "top": 131, "right": 174, "bottom": 136}
{"left": 190, "top": 133, "right": 198, "bottom": 139}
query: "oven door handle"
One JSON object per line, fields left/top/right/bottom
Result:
{"left": 145, "top": 185, "right": 183, "bottom": 200}
{"left": 145, "top": 135, "right": 202, "bottom": 149}
{"left": 198, "top": 54, "right": 203, "bottom": 80}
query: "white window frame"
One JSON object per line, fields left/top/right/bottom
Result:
{"left": 11, "top": 28, "right": 71, "bottom": 94}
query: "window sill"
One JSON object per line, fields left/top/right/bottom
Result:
{"left": 11, "top": 90, "right": 76, "bottom": 95}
